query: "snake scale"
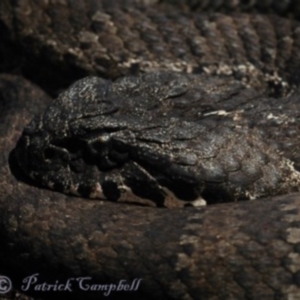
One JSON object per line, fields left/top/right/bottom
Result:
{"left": 3, "top": 0, "right": 300, "bottom": 299}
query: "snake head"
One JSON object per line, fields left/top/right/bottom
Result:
{"left": 12, "top": 73, "right": 300, "bottom": 207}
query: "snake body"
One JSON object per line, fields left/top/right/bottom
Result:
{"left": 2, "top": 1, "right": 300, "bottom": 299}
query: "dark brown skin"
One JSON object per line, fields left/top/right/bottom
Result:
{"left": 2, "top": 0, "right": 300, "bottom": 95}
{"left": 2, "top": 1, "right": 300, "bottom": 299}
{"left": 2, "top": 78, "right": 300, "bottom": 300}
{"left": 159, "top": 0, "right": 300, "bottom": 17}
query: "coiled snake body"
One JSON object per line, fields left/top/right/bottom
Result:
{"left": 2, "top": 1, "right": 300, "bottom": 299}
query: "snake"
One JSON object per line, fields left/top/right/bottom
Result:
{"left": 2, "top": 1, "right": 300, "bottom": 299}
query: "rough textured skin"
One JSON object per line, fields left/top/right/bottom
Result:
{"left": 2, "top": 79, "right": 300, "bottom": 300}
{"left": 2, "top": 82, "right": 300, "bottom": 300}
{"left": 161, "top": 0, "right": 300, "bottom": 16}
{"left": 2, "top": 0, "right": 300, "bottom": 95}
{"left": 2, "top": 1, "right": 300, "bottom": 300}
{"left": 13, "top": 73, "right": 300, "bottom": 207}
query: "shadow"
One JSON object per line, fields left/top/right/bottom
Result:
{"left": 8, "top": 148, "right": 42, "bottom": 188}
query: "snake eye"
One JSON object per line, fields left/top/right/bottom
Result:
{"left": 44, "top": 148, "right": 56, "bottom": 159}
{"left": 43, "top": 145, "right": 70, "bottom": 162}
{"left": 52, "top": 138, "right": 86, "bottom": 154}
